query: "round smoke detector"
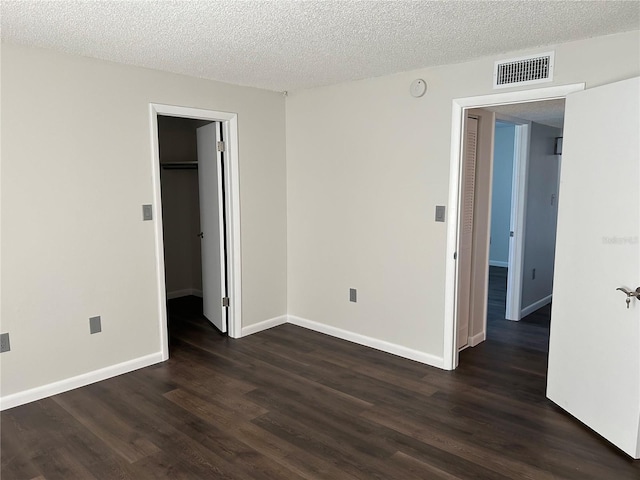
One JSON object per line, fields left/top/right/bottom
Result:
{"left": 410, "top": 79, "right": 427, "bottom": 98}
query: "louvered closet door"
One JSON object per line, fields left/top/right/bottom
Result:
{"left": 457, "top": 115, "right": 478, "bottom": 350}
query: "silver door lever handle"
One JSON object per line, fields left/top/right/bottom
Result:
{"left": 616, "top": 287, "right": 640, "bottom": 298}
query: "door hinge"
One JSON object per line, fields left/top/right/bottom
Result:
{"left": 222, "top": 297, "right": 230, "bottom": 307}
{"left": 217, "top": 141, "right": 225, "bottom": 152}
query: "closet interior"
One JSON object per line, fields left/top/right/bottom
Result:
{"left": 157, "top": 115, "right": 214, "bottom": 299}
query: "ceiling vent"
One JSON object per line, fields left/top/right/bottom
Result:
{"left": 493, "top": 51, "right": 554, "bottom": 89}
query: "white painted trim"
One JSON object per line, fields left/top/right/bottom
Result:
{"left": 222, "top": 115, "right": 243, "bottom": 340}
{"left": 149, "top": 104, "right": 243, "bottom": 361}
{"left": 489, "top": 260, "right": 508, "bottom": 268}
{"left": 468, "top": 331, "right": 486, "bottom": 347}
{"left": 241, "top": 315, "right": 288, "bottom": 337}
{"left": 520, "top": 294, "right": 552, "bottom": 319}
{"left": 444, "top": 83, "right": 585, "bottom": 371}
{"left": 149, "top": 109, "right": 169, "bottom": 361}
{"left": 443, "top": 101, "right": 464, "bottom": 371}
{"left": 166, "top": 289, "right": 203, "bottom": 300}
{"left": 0, "top": 352, "right": 163, "bottom": 411}
{"left": 288, "top": 315, "right": 445, "bottom": 369}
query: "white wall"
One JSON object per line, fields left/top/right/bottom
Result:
{"left": 0, "top": 43, "right": 287, "bottom": 400}
{"left": 521, "top": 122, "right": 563, "bottom": 311}
{"left": 1, "top": 31, "right": 638, "bottom": 403}
{"left": 286, "top": 30, "right": 640, "bottom": 364}
{"left": 490, "top": 123, "right": 516, "bottom": 267}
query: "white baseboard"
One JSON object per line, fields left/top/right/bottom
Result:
{"left": 166, "top": 289, "right": 203, "bottom": 300}
{"left": 489, "top": 260, "right": 509, "bottom": 268}
{"left": 1, "top": 314, "right": 448, "bottom": 410}
{"left": 241, "top": 315, "right": 288, "bottom": 337}
{"left": 521, "top": 294, "right": 552, "bottom": 318}
{"left": 0, "top": 352, "right": 164, "bottom": 411}
{"left": 288, "top": 315, "right": 445, "bottom": 369}
{"left": 468, "top": 331, "right": 486, "bottom": 347}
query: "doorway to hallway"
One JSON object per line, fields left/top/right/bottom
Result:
{"left": 455, "top": 99, "right": 564, "bottom": 354}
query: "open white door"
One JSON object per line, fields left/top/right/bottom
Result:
{"left": 197, "top": 122, "right": 227, "bottom": 333}
{"left": 505, "top": 123, "right": 529, "bottom": 321}
{"left": 547, "top": 77, "right": 640, "bottom": 458}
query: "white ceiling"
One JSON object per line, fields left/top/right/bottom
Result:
{"left": 488, "top": 99, "right": 566, "bottom": 128}
{"left": 1, "top": 1, "right": 638, "bottom": 92}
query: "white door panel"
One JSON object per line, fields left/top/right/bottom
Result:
{"left": 547, "top": 77, "right": 639, "bottom": 458}
{"left": 197, "top": 122, "right": 227, "bottom": 333}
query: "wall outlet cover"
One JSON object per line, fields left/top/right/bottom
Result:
{"left": 89, "top": 316, "right": 102, "bottom": 334}
{"left": 142, "top": 204, "right": 153, "bottom": 221}
{"left": 350, "top": 288, "right": 357, "bottom": 303}
{"left": 0, "top": 333, "right": 10, "bottom": 353}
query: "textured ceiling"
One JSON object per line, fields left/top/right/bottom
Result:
{"left": 489, "top": 99, "right": 566, "bottom": 128}
{"left": 1, "top": 1, "right": 639, "bottom": 92}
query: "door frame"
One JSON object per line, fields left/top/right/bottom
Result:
{"left": 443, "top": 83, "right": 584, "bottom": 370}
{"left": 149, "top": 103, "right": 242, "bottom": 361}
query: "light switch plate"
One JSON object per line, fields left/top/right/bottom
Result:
{"left": 435, "top": 205, "right": 446, "bottom": 222}
{"left": 142, "top": 204, "right": 153, "bottom": 221}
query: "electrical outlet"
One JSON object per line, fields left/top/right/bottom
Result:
{"left": 142, "top": 204, "right": 153, "bottom": 221}
{"left": 89, "top": 316, "right": 102, "bottom": 334}
{"left": 350, "top": 288, "right": 357, "bottom": 303}
{"left": 0, "top": 333, "right": 10, "bottom": 353}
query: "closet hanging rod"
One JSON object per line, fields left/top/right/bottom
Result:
{"left": 161, "top": 161, "right": 198, "bottom": 170}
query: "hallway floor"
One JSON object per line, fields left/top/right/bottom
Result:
{"left": 485, "top": 266, "right": 551, "bottom": 352}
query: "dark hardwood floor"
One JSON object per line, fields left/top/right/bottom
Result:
{"left": 2, "top": 291, "right": 638, "bottom": 479}
{"left": 485, "top": 266, "right": 551, "bottom": 352}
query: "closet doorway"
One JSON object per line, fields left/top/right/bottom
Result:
{"left": 150, "top": 104, "right": 242, "bottom": 360}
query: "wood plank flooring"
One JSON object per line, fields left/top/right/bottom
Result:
{"left": 486, "top": 266, "right": 551, "bottom": 352}
{"left": 2, "top": 291, "right": 638, "bottom": 479}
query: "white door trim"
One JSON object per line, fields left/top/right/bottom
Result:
{"left": 443, "top": 83, "right": 585, "bottom": 371}
{"left": 149, "top": 103, "right": 242, "bottom": 361}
